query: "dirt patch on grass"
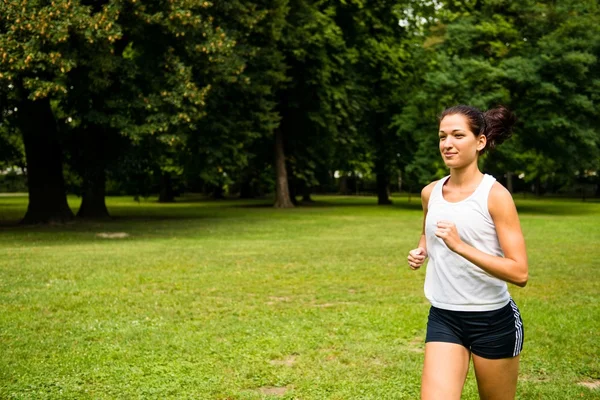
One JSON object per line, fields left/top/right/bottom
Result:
{"left": 408, "top": 336, "right": 424, "bottom": 353}
{"left": 314, "top": 301, "right": 357, "bottom": 308}
{"left": 578, "top": 380, "right": 600, "bottom": 390}
{"left": 96, "top": 232, "right": 129, "bottom": 239}
{"left": 522, "top": 375, "right": 548, "bottom": 383}
{"left": 257, "top": 386, "right": 290, "bottom": 396}
{"left": 315, "top": 302, "right": 337, "bottom": 308}
{"left": 269, "top": 355, "right": 296, "bottom": 367}
{"left": 266, "top": 296, "right": 291, "bottom": 305}
{"left": 370, "top": 357, "right": 387, "bottom": 366}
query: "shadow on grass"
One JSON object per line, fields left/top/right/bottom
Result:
{"left": 219, "top": 195, "right": 599, "bottom": 215}
{"left": 515, "top": 201, "right": 599, "bottom": 216}
{"left": 0, "top": 213, "right": 223, "bottom": 232}
{"left": 235, "top": 197, "right": 424, "bottom": 211}
{"left": 1, "top": 196, "right": 597, "bottom": 236}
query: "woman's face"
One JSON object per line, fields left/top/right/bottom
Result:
{"left": 438, "top": 113, "right": 486, "bottom": 169}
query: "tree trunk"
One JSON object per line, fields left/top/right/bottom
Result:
{"left": 339, "top": 175, "right": 349, "bottom": 195}
{"left": 77, "top": 166, "right": 109, "bottom": 219}
{"left": 534, "top": 176, "right": 541, "bottom": 197}
{"left": 373, "top": 120, "right": 392, "bottom": 205}
{"left": 77, "top": 124, "right": 110, "bottom": 219}
{"left": 506, "top": 171, "right": 513, "bottom": 194}
{"left": 375, "top": 160, "right": 392, "bottom": 205}
{"left": 274, "top": 128, "right": 294, "bottom": 208}
{"left": 212, "top": 185, "right": 225, "bottom": 199}
{"left": 376, "top": 177, "right": 392, "bottom": 204}
{"left": 302, "top": 185, "right": 313, "bottom": 202}
{"left": 159, "top": 172, "right": 175, "bottom": 203}
{"left": 18, "top": 96, "right": 74, "bottom": 224}
{"left": 397, "top": 170, "right": 403, "bottom": 193}
{"left": 287, "top": 178, "right": 299, "bottom": 206}
{"left": 239, "top": 178, "right": 256, "bottom": 199}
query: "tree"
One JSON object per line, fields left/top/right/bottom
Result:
{"left": 397, "top": 0, "right": 600, "bottom": 195}
{"left": 276, "top": 0, "right": 356, "bottom": 203}
{"left": 502, "top": 0, "right": 600, "bottom": 191}
{"left": 0, "top": 0, "right": 126, "bottom": 222}
{"left": 184, "top": 0, "right": 288, "bottom": 202}
{"left": 0, "top": 0, "right": 241, "bottom": 221}
{"left": 335, "top": 0, "right": 433, "bottom": 204}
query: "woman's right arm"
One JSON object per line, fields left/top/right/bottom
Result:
{"left": 407, "top": 182, "right": 436, "bottom": 270}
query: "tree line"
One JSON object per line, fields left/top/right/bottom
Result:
{"left": 1, "top": 0, "right": 598, "bottom": 223}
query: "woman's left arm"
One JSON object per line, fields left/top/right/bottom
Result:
{"left": 435, "top": 183, "right": 529, "bottom": 287}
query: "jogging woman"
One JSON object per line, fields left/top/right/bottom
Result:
{"left": 407, "top": 105, "right": 528, "bottom": 400}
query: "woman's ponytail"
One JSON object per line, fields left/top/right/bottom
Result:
{"left": 482, "top": 106, "right": 516, "bottom": 154}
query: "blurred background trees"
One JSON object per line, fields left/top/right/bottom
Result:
{"left": 1, "top": 0, "right": 598, "bottom": 222}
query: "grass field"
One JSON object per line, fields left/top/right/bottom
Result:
{"left": 0, "top": 194, "right": 599, "bottom": 399}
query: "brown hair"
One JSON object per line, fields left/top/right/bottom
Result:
{"left": 439, "top": 105, "right": 516, "bottom": 154}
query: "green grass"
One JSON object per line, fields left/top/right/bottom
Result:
{"left": 0, "top": 194, "right": 599, "bottom": 399}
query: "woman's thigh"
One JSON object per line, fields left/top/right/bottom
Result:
{"left": 421, "top": 342, "right": 470, "bottom": 400}
{"left": 472, "top": 354, "right": 520, "bottom": 400}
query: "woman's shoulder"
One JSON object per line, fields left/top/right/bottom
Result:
{"left": 489, "top": 181, "right": 513, "bottom": 201}
{"left": 488, "top": 181, "right": 517, "bottom": 215}
{"left": 421, "top": 180, "right": 440, "bottom": 206}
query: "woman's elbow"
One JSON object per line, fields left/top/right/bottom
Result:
{"left": 515, "top": 277, "right": 528, "bottom": 287}
{"left": 514, "top": 268, "right": 528, "bottom": 287}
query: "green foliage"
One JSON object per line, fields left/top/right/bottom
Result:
{"left": 1, "top": 0, "right": 246, "bottom": 201}
{"left": 1, "top": 0, "right": 598, "bottom": 201}
{"left": 181, "top": 0, "right": 288, "bottom": 194}
{"left": 0, "top": 121, "right": 24, "bottom": 169}
{"left": 0, "top": 0, "right": 121, "bottom": 100}
{"left": 505, "top": 0, "right": 600, "bottom": 177}
{"left": 277, "top": 1, "right": 357, "bottom": 190}
{"left": 397, "top": 0, "right": 600, "bottom": 192}
{"left": 0, "top": 123, "right": 26, "bottom": 191}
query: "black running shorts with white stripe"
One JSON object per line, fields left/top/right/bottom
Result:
{"left": 425, "top": 298, "right": 524, "bottom": 359}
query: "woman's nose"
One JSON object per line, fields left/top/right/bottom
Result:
{"left": 443, "top": 137, "right": 454, "bottom": 148}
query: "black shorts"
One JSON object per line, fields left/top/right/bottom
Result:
{"left": 425, "top": 299, "right": 524, "bottom": 359}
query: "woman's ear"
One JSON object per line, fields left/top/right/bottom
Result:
{"left": 477, "top": 134, "right": 487, "bottom": 152}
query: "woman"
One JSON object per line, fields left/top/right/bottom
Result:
{"left": 407, "top": 105, "right": 528, "bottom": 400}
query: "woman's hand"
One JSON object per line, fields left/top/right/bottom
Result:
{"left": 434, "top": 220, "right": 463, "bottom": 252}
{"left": 407, "top": 247, "right": 428, "bottom": 270}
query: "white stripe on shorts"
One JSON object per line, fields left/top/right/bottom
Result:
{"left": 510, "top": 299, "right": 523, "bottom": 357}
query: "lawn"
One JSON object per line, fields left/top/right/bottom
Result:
{"left": 0, "top": 194, "right": 599, "bottom": 399}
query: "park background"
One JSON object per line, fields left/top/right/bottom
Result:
{"left": 1, "top": 0, "right": 599, "bottom": 398}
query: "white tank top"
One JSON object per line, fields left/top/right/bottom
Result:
{"left": 424, "top": 174, "right": 510, "bottom": 311}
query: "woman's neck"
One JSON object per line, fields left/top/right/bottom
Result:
{"left": 448, "top": 163, "right": 483, "bottom": 188}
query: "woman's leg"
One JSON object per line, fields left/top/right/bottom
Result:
{"left": 472, "top": 354, "right": 520, "bottom": 400}
{"left": 470, "top": 299, "right": 523, "bottom": 399}
{"left": 421, "top": 342, "right": 470, "bottom": 400}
